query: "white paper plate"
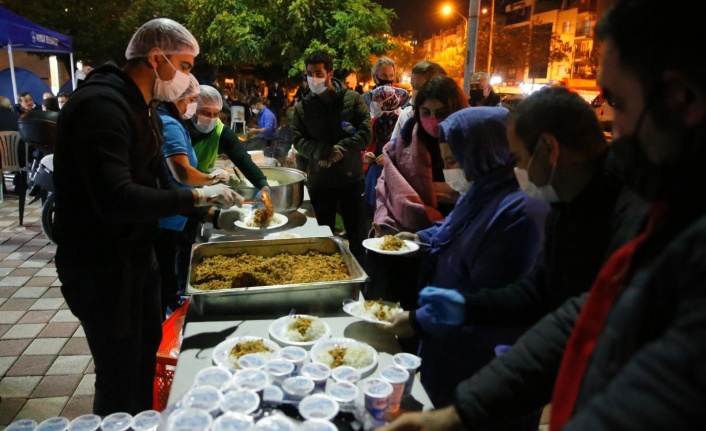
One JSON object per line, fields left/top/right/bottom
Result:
{"left": 310, "top": 338, "right": 378, "bottom": 377}
{"left": 212, "top": 336, "right": 281, "bottom": 371}
{"left": 362, "top": 238, "right": 419, "bottom": 255}
{"left": 268, "top": 315, "right": 331, "bottom": 348}
{"left": 342, "top": 299, "right": 403, "bottom": 326}
{"left": 235, "top": 213, "right": 288, "bottom": 230}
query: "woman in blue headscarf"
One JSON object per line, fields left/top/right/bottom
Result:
{"left": 387, "top": 106, "right": 549, "bottom": 407}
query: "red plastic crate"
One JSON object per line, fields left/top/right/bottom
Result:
{"left": 153, "top": 298, "right": 189, "bottom": 411}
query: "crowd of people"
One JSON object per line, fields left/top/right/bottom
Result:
{"left": 7, "top": 0, "right": 699, "bottom": 427}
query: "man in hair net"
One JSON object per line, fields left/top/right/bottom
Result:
{"left": 53, "top": 18, "right": 238, "bottom": 416}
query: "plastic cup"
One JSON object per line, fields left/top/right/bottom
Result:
{"left": 194, "top": 366, "right": 232, "bottom": 390}
{"left": 379, "top": 366, "right": 409, "bottom": 413}
{"left": 330, "top": 365, "right": 361, "bottom": 384}
{"left": 237, "top": 353, "right": 268, "bottom": 370}
{"left": 361, "top": 378, "right": 393, "bottom": 420}
{"left": 264, "top": 358, "right": 294, "bottom": 385}
{"left": 220, "top": 389, "right": 260, "bottom": 415}
{"left": 325, "top": 380, "right": 359, "bottom": 411}
{"left": 131, "top": 411, "right": 160, "bottom": 431}
{"left": 68, "top": 415, "right": 101, "bottom": 431}
{"left": 7, "top": 419, "right": 38, "bottom": 431}
{"left": 182, "top": 385, "right": 223, "bottom": 416}
{"left": 279, "top": 346, "right": 307, "bottom": 374}
{"left": 35, "top": 418, "right": 69, "bottom": 431}
{"left": 281, "top": 376, "right": 315, "bottom": 401}
{"left": 300, "top": 362, "right": 331, "bottom": 391}
{"left": 392, "top": 352, "right": 421, "bottom": 397}
{"left": 211, "top": 412, "right": 254, "bottom": 431}
{"left": 167, "top": 409, "right": 213, "bottom": 431}
{"left": 100, "top": 413, "right": 132, "bottom": 431}
{"left": 230, "top": 369, "right": 270, "bottom": 399}
{"left": 300, "top": 420, "right": 337, "bottom": 431}
{"left": 298, "top": 394, "right": 339, "bottom": 421}
{"left": 263, "top": 384, "right": 284, "bottom": 404}
{"left": 254, "top": 414, "right": 297, "bottom": 430}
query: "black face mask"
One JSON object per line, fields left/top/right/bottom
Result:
{"left": 469, "top": 83, "right": 484, "bottom": 104}
{"left": 376, "top": 79, "right": 393, "bottom": 87}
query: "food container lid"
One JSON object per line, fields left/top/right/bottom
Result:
{"left": 330, "top": 366, "right": 361, "bottom": 383}
{"left": 211, "top": 412, "right": 254, "bottom": 431}
{"left": 131, "top": 411, "right": 160, "bottom": 431}
{"left": 167, "top": 409, "right": 213, "bottom": 431}
{"left": 263, "top": 385, "right": 284, "bottom": 403}
{"left": 231, "top": 369, "right": 270, "bottom": 392}
{"left": 68, "top": 415, "right": 101, "bottom": 431}
{"left": 300, "top": 420, "right": 338, "bottom": 431}
{"left": 298, "top": 394, "right": 340, "bottom": 421}
{"left": 279, "top": 346, "right": 307, "bottom": 361}
{"left": 194, "top": 366, "right": 232, "bottom": 389}
{"left": 392, "top": 352, "right": 421, "bottom": 369}
{"left": 237, "top": 353, "right": 267, "bottom": 370}
{"left": 282, "top": 376, "right": 315, "bottom": 396}
{"left": 265, "top": 359, "right": 294, "bottom": 377}
{"left": 361, "top": 378, "right": 393, "bottom": 398}
{"left": 182, "top": 385, "right": 223, "bottom": 412}
{"left": 380, "top": 365, "right": 410, "bottom": 384}
{"left": 325, "top": 380, "right": 359, "bottom": 403}
{"left": 7, "top": 419, "right": 38, "bottom": 431}
{"left": 36, "top": 418, "right": 69, "bottom": 431}
{"left": 301, "top": 363, "right": 331, "bottom": 381}
{"left": 100, "top": 413, "right": 132, "bottom": 431}
{"left": 254, "top": 414, "right": 297, "bottom": 431}
{"left": 221, "top": 389, "right": 260, "bottom": 415}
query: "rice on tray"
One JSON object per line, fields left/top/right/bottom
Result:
{"left": 316, "top": 344, "right": 374, "bottom": 369}
{"left": 285, "top": 316, "right": 327, "bottom": 342}
{"left": 192, "top": 251, "right": 351, "bottom": 290}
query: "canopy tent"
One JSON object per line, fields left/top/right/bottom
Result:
{"left": 0, "top": 6, "right": 73, "bottom": 103}
{"left": 0, "top": 67, "right": 52, "bottom": 102}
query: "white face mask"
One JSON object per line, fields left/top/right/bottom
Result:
{"left": 307, "top": 76, "right": 328, "bottom": 95}
{"left": 251, "top": 108, "right": 260, "bottom": 114}
{"left": 58, "top": 102, "right": 65, "bottom": 109}
{"left": 513, "top": 167, "right": 560, "bottom": 203}
{"left": 181, "top": 102, "right": 197, "bottom": 120}
{"left": 443, "top": 168, "right": 472, "bottom": 194}
{"left": 153, "top": 54, "right": 191, "bottom": 102}
{"left": 193, "top": 115, "right": 217, "bottom": 133}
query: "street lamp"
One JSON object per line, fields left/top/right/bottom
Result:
{"left": 441, "top": 5, "right": 469, "bottom": 33}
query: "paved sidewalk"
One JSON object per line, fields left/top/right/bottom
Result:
{"left": 0, "top": 195, "right": 94, "bottom": 430}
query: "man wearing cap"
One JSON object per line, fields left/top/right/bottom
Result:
{"left": 53, "top": 18, "right": 239, "bottom": 415}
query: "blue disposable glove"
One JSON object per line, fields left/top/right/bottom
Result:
{"left": 417, "top": 286, "right": 466, "bottom": 326}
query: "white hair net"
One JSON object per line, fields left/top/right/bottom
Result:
{"left": 125, "top": 18, "right": 199, "bottom": 60}
{"left": 197, "top": 85, "right": 222, "bottom": 111}
{"left": 176, "top": 74, "right": 200, "bottom": 101}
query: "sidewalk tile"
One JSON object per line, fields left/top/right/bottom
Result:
{"left": 0, "top": 324, "right": 10, "bottom": 338}
{"left": 29, "top": 298, "right": 64, "bottom": 311}
{"left": 0, "top": 311, "right": 24, "bottom": 324}
{"left": 0, "top": 299, "right": 36, "bottom": 311}
{"left": 51, "top": 279, "right": 61, "bottom": 287}
{"left": 49, "top": 310, "right": 78, "bottom": 323}
{"left": 0, "top": 356, "right": 17, "bottom": 375}
{"left": 0, "top": 268, "right": 12, "bottom": 277}
{"left": 60, "top": 395, "right": 93, "bottom": 420}
{"left": 46, "top": 356, "right": 91, "bottom": 375}
{"left": 0, "top": 376, "right": 42, "bottom": 398}
{"left": 41, "top": 288, "right": 64, "bottom": 299}
{"left": 8, "top": 268, "right": 39, "bottom": 277}
{"left": 0, "top": 339, "right": 30, "bottom": 356}
{"left": 60, "top": 338, "right": 91, "bottom": 356}
{"left": 18, "top": 310, "right": 55, "bottom": 324}
{"left": 74, "top": 374, "right": 95, "bottom": 396}
{"left": 1, "top": 324, "right": 45, "bottom": 339}
{"left": 0, "top": 277, "right": 29, "bottom": 287}
{"left": 19, "top": 261, "right": 46, "bottom": 268}
{"left": 38, "top": 322, "right": 79, "bottom": 338}
{"left": 32, "top": 375, "right": 82, "bottom": 398}
{"left": 5, "top": 355, "right": 55, "bottom": 376}
{"left": 14, "top": 396, "right": 69, "bottom": 422}
{"left": 35, "top": 268, "right": 58, "bottom": 278}
{"left": 0, "top": 287, "right": 19, "bottom": 298}
{"left": 24, "top": 338, "right": 68, "bottom": 356}
{"left": 72, "top": 326, "right": 85, "bottom": 338}
{"left": 0, "top": 397, "right": 26, "bottom": 426}
{"left": 25, "top": 278, "right": 57, "bottom": 288}
{"left": 11, "top": 287, "right": 49, "bottom": 299}
{"left": 0, "top": 298, "right": 5, "bottom": 306}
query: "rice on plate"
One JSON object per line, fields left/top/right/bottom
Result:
{"left": 311, "top": 338, "right": 378, "bottom": 375}
{"left": 285, "top": 316, "right": 327, "bottom": 342}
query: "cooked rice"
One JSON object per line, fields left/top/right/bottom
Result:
{"left": 379, "top": 235, "right": 409, "bottom": 251}
{"left": 228, "top": 339, "right": 275, "bottom": 361}
{"left": 284, "top": 316, "right": 327, "bottom": 342}
{"left": 192, "top": 251, "right": 351, "bottom": 290}
{"left": 363, "top": 300, "right": 403, "bottom": 322}
{"left": 316, "top": 344, "right": 373, "bottom": 369}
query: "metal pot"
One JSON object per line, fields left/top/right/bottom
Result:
{"left": 235, "top": 167, "right": 306, "bottom": 213}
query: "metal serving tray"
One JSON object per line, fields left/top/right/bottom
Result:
{"left": 186, "top": 237, "right": 368, "bottom": 316}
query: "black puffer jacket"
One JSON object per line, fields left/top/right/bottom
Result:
{"left": 54, "top": 65, "right": 195, "bottom": 262}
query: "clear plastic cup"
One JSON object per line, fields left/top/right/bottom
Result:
{"left": 330, "top": 365, "right": 361, "bottom": 384}
{"left": 300, "top": 362, "right": 331, "bottom": 390}
{"left": 237, "top": 353, "right": 268, "bottom": 370}
{"left": 264, "top": 358, "right": 294, "bottom": 385}
{"left": 325, "top": 380, "right": 359, "bottom": 411}
{"left": 101, "top": 413, "right": 132, "bottom": 431}
{"left": 69, "top": 415, "right": 101, "bottom": 431}
{"left": 182, "top": 385, "right": 223, "bottom": 416}
{"left": 167, "top": 408, "right": 213, "bottom": 431}
{"left": 7, "top": 419, "right": 38, "bottom": 431}
{"left": 132, "top": 411, "right": 160, "bottom": 431}
{"left": 36, "top": 418, "right": 69, "bottom": 431}
{"left": 254, "top": 414, "right": 297, "bottom": 430}
{"left": 220, "top": 389, "right": 260, "bottom": 415}
{"left": 379, "top": 366, "right": 409, "bottom": 413}
{"left": 211, "top": 412, "right": 254, "bottom": 431}
{"left": 263, "top": 384, "right": 284, "bottom": 404}
{"left": 279, "top": 346, "right": 307, "bottom": 374}
{"left": 194, "top": 366, "right": 232, "bottom": 390}
{"left": 392, "top": 352, "right": 421, "bottom": 397}
{"left": 231, "top": 369, "right": 270, "bottom": 399}
{"left": 300, "top": 420, "right": 337, "bottom": 431}
{"left": 361, "top": 378, "right": 393, "bottom": 420}
{"left": 298, "top": 394, "right": 339, "bottom": 421}
{"left": 281, "top": 376, "right": 315, "bottom": 401}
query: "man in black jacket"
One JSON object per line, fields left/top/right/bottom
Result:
{"left": 381, "top": 0, "right": 706, "bottom": 429}
{"left": 54, "top": 19, "right": 238, "bottom": 416}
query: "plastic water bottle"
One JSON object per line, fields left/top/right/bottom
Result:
{"left": 341, "top": 121, "right": 356, "bottom": 135}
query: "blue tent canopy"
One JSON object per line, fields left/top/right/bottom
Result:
{"left": 0, "top": 6, "right": 74, "bottom": 102}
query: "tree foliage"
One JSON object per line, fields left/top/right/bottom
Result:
{"left": 430, "top": 46, "right": 465, "bottom": 80}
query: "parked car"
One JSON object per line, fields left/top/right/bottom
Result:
{"left": 495, "top": 86, "right": 525, "bottom": 112}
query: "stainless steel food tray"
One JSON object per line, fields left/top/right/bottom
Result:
{"left": 186, "top": 237, "right": 368, "bottom": 316}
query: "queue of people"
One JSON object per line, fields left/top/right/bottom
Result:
{"left": 37, "top": 0, "right": 706, "bottom": 427}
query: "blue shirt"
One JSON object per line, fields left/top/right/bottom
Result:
{"left": 257, "top": 105, "right": 277, "bottom": 138}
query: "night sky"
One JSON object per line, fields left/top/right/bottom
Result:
{"left": 374, "top": 0, "right": 471, "bottom": 39}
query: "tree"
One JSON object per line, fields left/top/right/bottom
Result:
{"left": 430, "top": 46, "right": 465, "bottom": 80}
{"left": 384, "top": 34, "right": 417, "bottom": 78}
